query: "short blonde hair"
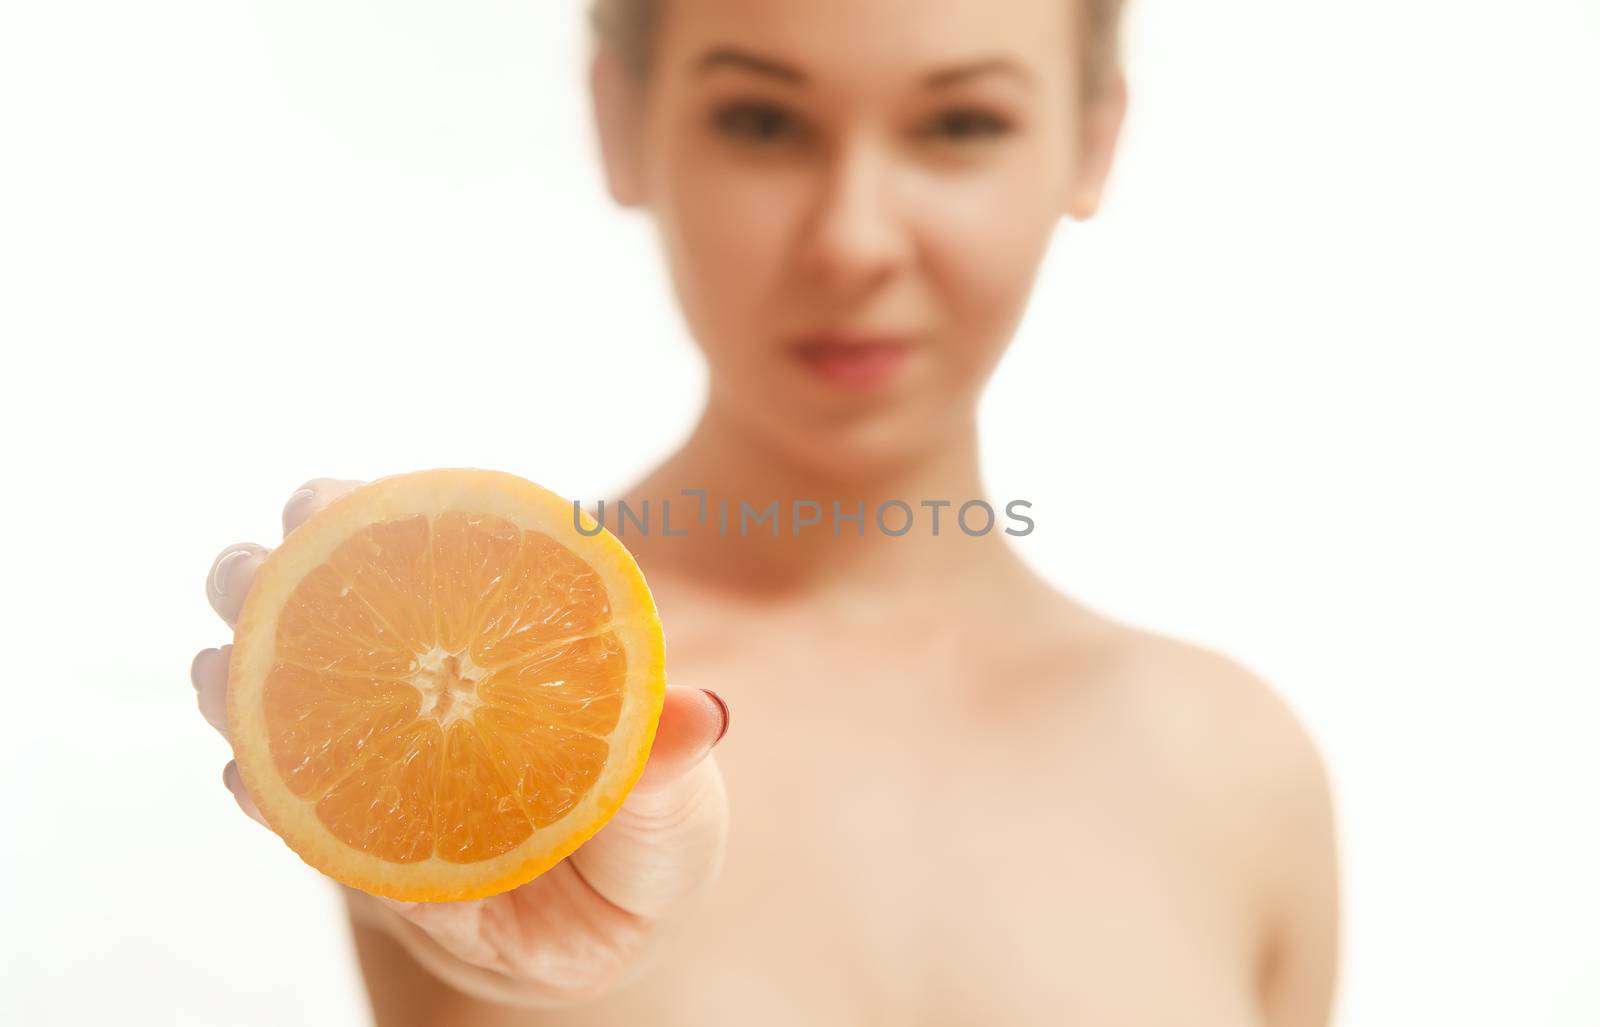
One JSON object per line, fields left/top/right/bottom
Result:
{"left": 590, "top": 0, "right": 1128, "bottom": 100}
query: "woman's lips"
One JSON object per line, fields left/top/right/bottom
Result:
{"left": 788, "top": 334, "right": 914, "bottom": 390}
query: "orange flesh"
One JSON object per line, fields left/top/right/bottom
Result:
{"left": 261, "top": 511, "right": 624, "bottom": 865}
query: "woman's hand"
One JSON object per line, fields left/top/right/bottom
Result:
{"left": 190, "top": 478, "right": 731, "bottom": 1009}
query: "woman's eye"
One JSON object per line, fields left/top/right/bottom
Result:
{"left": 712, "top": 103, "right": 801, "bottom": 144}
{"left": 923, "top": 109, "right": 1012, "bottom": 143}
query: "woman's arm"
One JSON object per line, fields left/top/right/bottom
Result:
{"left": 345, "top": 895, "right": 465, "bottom": 1027}
{"left": 1150, "top": 641, "right": 1343, "bottom": 1026}
{"left": 1253, "top": 710, "right": 1342, "bottom": 1027}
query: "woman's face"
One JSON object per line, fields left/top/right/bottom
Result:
{"left": 595, "top": 0, "right": 1121, "bottom": 479}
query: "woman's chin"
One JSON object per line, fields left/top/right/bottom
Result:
{"left": 765, "top": 407, "right": 962, "bottom": 485}
{"left": 709, "top": 374, "right": 971, "bottom": 484}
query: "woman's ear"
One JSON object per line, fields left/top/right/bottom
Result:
{"left": 590, "top": 47, "right": 649, "bottom": 209}
{"left": 1064, "top": 72, "right": 1128, "bottom": 221}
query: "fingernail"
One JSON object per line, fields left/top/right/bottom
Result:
{"left": 703, "top": 689, "right": 730, "bottom": 746}
{"left": 282, "top": 487, "right": 317, "bottom": 534}
{"left": 211, "top": 545, "right": 260, "bottom": 597}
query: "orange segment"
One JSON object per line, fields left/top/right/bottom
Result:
{"left": 473, "top": 531, "right": 614, "bottom": 668}
{"left": 435, "top": 721, "right": 535, "bottom": 863}
{"left": 227, "top": 469, "right": 666, "bottom": 901}
{"left": 315, "top": 721, "right": 441, "bottom": 864}
{"left": 326, "top": 514, "right": 437, "bottom": 653}
{"left": 478, "top": 632, "right": 627, "bottom": 736}
{"left": 260, "top": 661, "right": 419, "bottom": 798}
{"left": 430, "top": 511, "right": 523, "bottom": 653}
{"left": 477, "top": 705, "right": 612, "bottom": 828}
{"left": 274, "top": 563, "right": 418, "bottom": 678}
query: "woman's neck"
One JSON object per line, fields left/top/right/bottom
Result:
{"left": 612, "top": 397, "right": 1041, "bottom": 609}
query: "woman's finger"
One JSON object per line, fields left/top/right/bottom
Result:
{"left": 223, "top": 759, "right": 270, "bottom": 829}
{"left": 282, "top": 477, "right": 364, "bottom": 538}
{"left": 632, "top": 687, "right": 730, "bottom": 794}
{"left": 191, "top": 645, "right": 230, "bottom": 738}
{"left": 206, "top": 543, "right": 269, "bottom": 628}
{"left": 205, "top": 479, "right": 362, "bottom": 628}
{"left": 564, "top": 686, "right": 731, "bottom": 920}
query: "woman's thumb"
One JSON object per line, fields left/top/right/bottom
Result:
{"left": 565, "top": 686, "right": 731, "bottom": 919}
{"left": 634, "top": 687, "right": 729, "bottom": 793}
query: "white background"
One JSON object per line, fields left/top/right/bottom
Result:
{"left": 3, "top": 1, "right": 1596, "bottom": 1024}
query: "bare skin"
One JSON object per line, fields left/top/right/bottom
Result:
{"left": 343, "top": 574, "right": 1339, "bottom": 1027}
{"left": 192, "top": 0, "right": 1340, "bottom": 1021}
{"left": 197, "top": 469, "right": 1337, "bottom": 1026}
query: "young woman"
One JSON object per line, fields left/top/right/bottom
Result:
{"left": 192, "top": 0, "right": 1341, "bottom": 1022}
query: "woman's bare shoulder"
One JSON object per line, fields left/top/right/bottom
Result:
{"left": 1044, "top": 602, "right": 1340, "bottom": 1001}
{"left": 1034, "top": 596, "right": 1336, "bottom": 867}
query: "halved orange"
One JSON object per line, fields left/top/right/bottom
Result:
{"left": 227, "top": 468, "right": 665, "bottom": 902}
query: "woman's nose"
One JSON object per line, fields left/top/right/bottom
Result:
{"left": 793, "top": 140, "right": 914, "bottom": 295}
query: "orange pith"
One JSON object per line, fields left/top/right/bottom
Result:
{"left": 227, "top": 469, "right": 666, "bottom": 902}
